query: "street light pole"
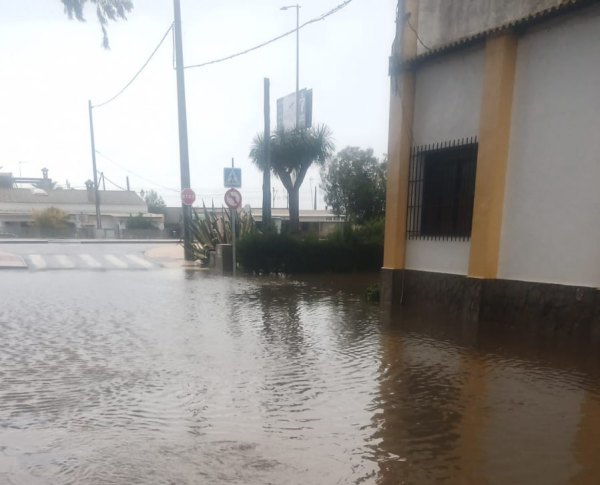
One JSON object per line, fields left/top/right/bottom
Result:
{"left": 173, "top": 0, "right": 193, "bottom": 261}
{"left": 281, "top": 4, "right": 301, "bottom": 128}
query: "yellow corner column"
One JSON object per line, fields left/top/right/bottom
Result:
{"left": 572, "top": 391, "right": 600, "bottom": 484}
{"left": 468, "top": 34, "right": 518, "bottom": 279}
{"left": 383, "top": 0, "right": 419, "bottom": 270}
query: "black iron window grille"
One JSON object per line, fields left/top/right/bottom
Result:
{"left": 407, "top": 138, "right": 478, "bottom": 241}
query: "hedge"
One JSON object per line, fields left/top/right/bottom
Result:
{"left": 237, "top": 232, "right": 383, "bottom": 275}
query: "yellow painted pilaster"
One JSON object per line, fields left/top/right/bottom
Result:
{"left": 572, "top": 391, "right": 600, "bottom": 484}
{"left": 468, "top": 34, "right": 518, "bottom": 279}
{"left": 383, "top": 0, "right": 419, "bottom": 270}
{"left": 454, "top": 355, "right": 489, "bottom": 483}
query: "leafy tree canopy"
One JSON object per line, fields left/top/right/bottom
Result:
{"left": 321, "top": 147, "right": 387, "bottom": 224}
{"left": 33, "top": 207, "right": 70, "bottom": 229}
{"left": 250, "top": 125, "right": 334, "bottom": 232}
{"left": 143, "top": 189, "right": 166, "bottom": 214}
{"left": 61, "top": 0, "right": 133, "bottom": 48}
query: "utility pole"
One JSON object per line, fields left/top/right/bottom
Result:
{"left": 263, "top": 78, "right": 272, "bottom": 228}
{"left": 295, "top": 5, "right": 300, "bottom": 128}
{"left": 87, "top": 100, "right": 102, "bottom": 230}
{"left": 281, "top": 5, "right": 301, "bottom": 128}
{"left": 173, "top": 0, "right": 193, "bottom": 261}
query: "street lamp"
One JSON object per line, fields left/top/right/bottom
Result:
{"left": 281, "top": 4, "right": 301, "bottom": 129}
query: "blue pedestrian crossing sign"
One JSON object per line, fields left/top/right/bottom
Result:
{"left": 224, "top": 167, "right": 242, "bottom": 188}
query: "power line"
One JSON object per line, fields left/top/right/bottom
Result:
{"left": 95, "top": 149, "right": 181, "bottom": 193}
{"left": 405, "top": 13, "right": 430, "bottom": 51}
{"left": 93, "top": 23, "right": 174, "bottom": 109}
{"left": 100, "top": 172, "right": 128, "bottom": 191}
{"left": 184, "top": 0, "right": 355, "bottom": 70}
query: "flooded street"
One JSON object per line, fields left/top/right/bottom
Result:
{"left": 1, "top": 270, "right": 599, "bottom": 484}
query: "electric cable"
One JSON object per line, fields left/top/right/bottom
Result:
{"left": 95, "top": 150, "right": 181, "bottom": 193}
{"left": 184, "top": 0, "right": 355, "bottom": 70}
{"left": 405, "top": 14, "right": 430, "bottom": 51}
{"left": 93, "top": 23, "right": 174, "bottom": 108}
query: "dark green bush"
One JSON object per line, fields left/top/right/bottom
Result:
{"left": 328, "top": 218, "right": 385, "bottom": 246}
{"left": 237, "top": 232, "right": 383, "bottom": 275}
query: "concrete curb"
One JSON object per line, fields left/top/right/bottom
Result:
{"left": 0, "top": 239, "right": 179, "bottom": 245}
{"left": 0, "top": 252, "right": 27, "bottom": 269}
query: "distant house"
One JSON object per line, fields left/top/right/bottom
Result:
{"left": 382, "top": 0, "right": 600, "bottom": 330}
{"left": 0, "top": 185, "right": 163, "bottom": 237}
{"left": 163, "top": 206, "right": 345, "bottom": 238}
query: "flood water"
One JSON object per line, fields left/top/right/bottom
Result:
{"left": 1, "top": 270, "right": 599, "bottom": 484}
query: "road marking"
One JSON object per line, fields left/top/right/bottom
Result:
{"left": 55, "top": 255, "right": 75, "bottom": 268}
{"left": 104, "top": 254, "right": 128, "bottom": 269}
{"left": 124, "top": 254, "right": 154, "bottom": 269}
{"left": 79, "top": 254, "right": 102, "bottom": 269}
{"left": 29, "top": 254, "right": 47, "bottom": 270}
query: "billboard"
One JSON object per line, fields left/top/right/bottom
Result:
{"left": 277, "top": 88, "right": 313, "bottom": 131}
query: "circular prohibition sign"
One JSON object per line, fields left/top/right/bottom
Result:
{"left": 224, "top": 188, "right": 242, "bottom": 209}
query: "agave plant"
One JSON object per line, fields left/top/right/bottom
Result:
{"left": 187, "top": 202, "right": 256, "bottom": 265}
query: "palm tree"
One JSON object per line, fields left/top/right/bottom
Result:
{"left": 61, "top": 0, "right": 133, "bottom": 49}
{"left": 251, "top": 125, "right": 334, "bottom": 233}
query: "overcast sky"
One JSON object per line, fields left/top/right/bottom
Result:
{"left": 0, "top": 0, "right": 396, "bottom": 209}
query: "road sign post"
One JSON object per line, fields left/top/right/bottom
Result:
{"left": 224, "top": 188, "right": 242, "bottom": 277}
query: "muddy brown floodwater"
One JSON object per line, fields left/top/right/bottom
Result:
{"left": 0, "top": 270, "right": 599, "bottom": 484}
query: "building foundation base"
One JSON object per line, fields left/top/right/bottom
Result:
{"left": 381, "top": 269, "right": 600, "bottom": 340}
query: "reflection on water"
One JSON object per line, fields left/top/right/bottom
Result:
{"left": 0, "top": 271, "right": 599, "bottom": 484}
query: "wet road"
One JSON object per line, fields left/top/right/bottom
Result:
{"left": 0, "top": 269, "right": 599, "bottom": 484}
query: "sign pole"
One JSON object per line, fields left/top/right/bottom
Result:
{"left": 231, "top": 157, "right": 236, "bottom": 276}
{"left": 231, "top": 207, "right": 236, "bottom": 276}
{"left": 224, "top": 187, "right": 242, "bottom": 276}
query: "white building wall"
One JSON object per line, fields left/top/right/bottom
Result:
{"left": 498, "top": 7, "right": 600, "bottom": 287}
{"left": 406, "top": 46, "right": 484, "bottom": 275}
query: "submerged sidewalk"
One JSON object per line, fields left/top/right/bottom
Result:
{"left": 145, "top": 243, "right": 202, "bottom": 269}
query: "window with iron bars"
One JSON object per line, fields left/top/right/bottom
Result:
{"left": 407, "top": 138, "right": 478, "bottom": 241}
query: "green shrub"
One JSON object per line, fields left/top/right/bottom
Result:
{"left": 237, "top": 232, "right": 382, "bottom": 275}
{"left": 328, "top": 218, "right": 385, "bottom": 246}
{"left": 188, "top": 204, "right": 256, "bottom": 265}
{"left": 126, "top": 213, "right": 155, "bottom": 230}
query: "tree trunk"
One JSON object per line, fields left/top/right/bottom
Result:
{"left": 288, "top": 187, "right": 300, "bottom": 233}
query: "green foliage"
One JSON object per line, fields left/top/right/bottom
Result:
{"left": 250, "top": 125, "right": 334, "bottom": 232}
{"left": 33, "top": 207, "right": 70, "bottom": 230}
{"left": 144, "top": 189, "right": 166, "bottom": 214}
{"left": 126, "top": 213, "right": 154, "bottom": 229}
{"left": 321, "top": 147, "right": 387, "bottom": 224}
{"left": 33, "top": 207, "right": 72, "bottom": 237}
{"left": 61, "top": 0, "right": 133, "bottom": 49}
{"left": 187, "top": 204, "right": 256, "bottom": 265}
{"left": 237, "top": 232, "right": 382, "bottom": 275}
{"left": 328, "top": 218, "right": 385, "bottom": 246}
{"left": 365, "top": 284, "right": 380, "bottom": 303}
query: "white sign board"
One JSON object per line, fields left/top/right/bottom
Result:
{"left": 277, "top": 88, "right": 313, "bottom": 131}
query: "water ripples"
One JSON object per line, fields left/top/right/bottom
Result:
{"left": 1, "top": 271, "right": 599, "bottom": 483}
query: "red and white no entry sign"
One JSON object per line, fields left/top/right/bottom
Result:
{"left": 181, "top": 188, "right": 196, "bottom": 206}
{"left": 224, "top": 188, "right": 242, "bottom": 209}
